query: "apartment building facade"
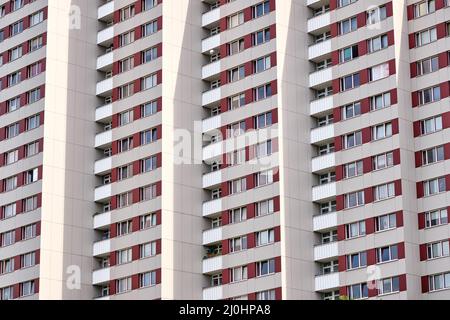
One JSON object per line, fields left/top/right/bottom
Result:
{"left": 0, "top": 0, "right": 448, "bottom": 300}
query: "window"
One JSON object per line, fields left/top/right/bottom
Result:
{"left": 142, "top": 101, "right": 158, "bottom": 117}
{"left": 342, "top": 102, "right": 361, "bottom": 120}
{"left": 23, "top": 196, "right": 38, "bottom": 212}
{"left": 348, "top": 283, "right": 368, "bottom": 300}
{"left": 230, "top": 266, "right": 248, "bottom": 283}
{"left": 11, "top": 21, "right": 24, "bottom": 36}
{"left": 228, "top": 38, "right": 244, "bottom": 56}
{"left": 417, "top": 56, "right": 439, "bottom": 76}
{"left": 376, "top": 213, "right": 397, "bottom": 232}
{"left": 415, "top": 27, "right": 437, "bottom": 47}
{"left": 347, "top": 251, "right": 367, "bottom": 270}
{"left": 1, "top": 286, "right": 13, "bottom": 300}
{"left": 119, "top": 57, "right": 134, "bottom": 73}
{"left": 20, "top": 281, "right": 35, "bottom": 297}
{"left": 21, "top": 252, "right": 36, "bottom": 269}
{"left": 229, "top": 207, "right": 247, "bottom": 224}
{"left": 117, "top": 220, "right": 132, "bottom": 237}
{"left": 229, "top": 178, "right": 246, "bottom": 194}
{"left": 373, "top": 122, "right": 392, "bottom": 140}
{"left": 142, "top": 156, "right": 157, "bottom": 173}
{"left": 427, "top": 240, "right": 450, "bottom": 259}
{"left": 30, "top": 10, "right": 44, "bottom": 26}
{"left": 377, "top": 245, "right": 398, "bottom": 263}
{"left": 139, "top": 271, "right": 156, "bottom": 288}
{"left": 255, "top": 140, "right": 273, "bottom": 158}
{"left": 422, "top": 146, "right": 445, "bottom": 165}
{"left": 4, "top": 176, "right": 17, "bottom": 192}
{"left": 344, "top": 161, "right": 363, "bottom": 179}
{"left": 253, "top": 1, "right": 270, "bottom": 18}
{"left": 140, "top": 213, "right": 158, "bottom": 229}
{"left": 228, "top": 65, "right": 245, "bottom": 82}
{"left": 320, "top": 201, "right": 336, "bottom": 214}
{"left": 340, "top": 73, "right": 360, "bottom": 91}
{"left": 29, "top": 36, "right": 43, "bottom": 51}
{"left": 117, "top": 192, "right": 132, "bottom": 208}
{"left": 140, "top": 241, "right": 157, "bottom": 259}
{"left": 338, "top": 0, "right": 357, "bottom": 8}
{"left": 255, "top": 112, "right": 272, "bottom": 129}
{"left": 26, "top": 141, "right": 39, "bottom": 158}
{"left": 7, "top": 97, "right": 21, "bottom": 113}
{"left": 227, "top": 148, "right": 245, "bottom": 166}
{"left": 425, "top": 208, "right": 448, "bottom": 228}
{"left": 22, "top": 224, "right": 36, "bottom": 240}
{"left": 418, "top": 86, "right": 441, "bottom": 105}
{"left": 370, "top": 91, "right": 391, "bottom": 110}
{"left": 255, "top": 170, "right": 274, "bottom": 187}
{"left": 345, "top": 191, "right": 365, "bottom": 209}
{"left": 142, "top": 20, "right": 158, "bottom": 37}
{"left": 322, "top": 230, "right": 338, "bottom": 244}
{"left": 28, "top": 62, "right": 42, "bottom": 78}
{"left": 339, "top": 17, "right": 357, "bottom": 35}
{"left": 143, "top": 47, "right": 158, "bottom": 63}
{"left": 256, "top": 199, "right": 274, "bottom": 216}
{"left": 415, "top": 0, "right": 436, "bottom": 18}
{"left": 27, "top": 114, "right": 41, "bottom": 131}
{"left": 369, "top": 63, "right": 390, "bottom": 82}
{"left": 142, "top": 74, "right": 157, "bottom": 90}
{"left": 119, "top": 83, "right": 134, "bottom": 99}
{"left": 0, "top": 258, "right": 14, "bottom": 274}
{"left": 5, "top": 149, "right": 19, "bottom": 165}
{"left": 423, "top": 177, "right": 446, "bottom": 196}
{"left": 378, "top": 277, "right": 400, "bottom": 295}
{"left": 367, "top": 5, "right": 387, "bottom": 25}
{"left": 228, "top": 12, "right": 244, "bottom": 28}
{"left": 117, "top": 248, "right": 132, "bottom": 265}
{"left": 118, "top": 137, "right": 133, "bottom": 152}
{"left": 119, "top": 30, "right": 135, "bottom": 47}
{"left": 374, "top": 182, "right": 395, "bottom": 201}
{"left": 368, "top": 34, "right": 389, "bottom": 53}
{"left": 6, "top": 123, "right": 20, "bottom": 139}
{"left": 120, "top": 5, "right": 135, "bottom": 21}
{"left": 253, "top": 28, "right": 271, "bottom": 46}
{"left": 24, "top": 168, "right": 39, "bottom": 185}
{"left": 143, "top": 0, "right": 157, "bottom": 11}
{"left": 429, "top": 272, "right": 450, "bottom": 292}
{"left": 343, "top": 131, "right": 362, "bottom": 149}
{"left": 28, "top": 88, "right": 41, "bottom": 104}
{"left": 1, "top": 231, "right": 15, "bottom": 247}
{"left": 12, "top": 0, "right": 24, "bottom": 11}
{"left": 256, "top": 290, "right": 276, "bottom": 300}
{"left": 10, "top": 46, "right": 22, "bottom": 61}
{"left": 116, "top": 277, "right": 132, "bottom": 294}
{"left": 346, "top": 221, "right": 366, "bottom": 239}
{"left": 229, "top": 236, "right": 247, "bottom": 253}
{"left": 228, "top": 121, "right": 246, "bottom": 137}
{"left": 140, "top": 184, "right": 157, "bottom": 201}
{"left": 3, "top": 203, "right": 16, "bottom": 219}
{"left": 254, "top": 83, "right": 272, "bottom": 101}
{"left": 256, "top": 229, "right": 275, "bottom": 246}
{"left": 254, "top": 55, "right": 271, "bottom": 73}
{"left": 421, "top": 116, "right": 443, "bottom": 135}
{"left": 8, "top": 71, "right": 21, "bottom": 86}
{"left": 256, "top": 259, "right": 276, "bottom": 277}
{"left": 340, "top": 45, "right": 359, "bottom": 63}
{"left": 372, "top": 152, "right": 394, "bottom": 171}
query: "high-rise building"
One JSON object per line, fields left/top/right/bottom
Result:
{"left": 0, "top": 0, "right": 448, "bottom": 300}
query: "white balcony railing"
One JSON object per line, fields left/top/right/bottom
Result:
{"left": 97, "top": 52, "right": 113, "bottom": 70}
{"left": 315, "top": 273, "right": 340, "bottom": 292}
{"left": 203, "top": 170, "right": 222, "bottom": 189}
{"left": 98, "top": 1, "right": 114, "bottom": 20}
{"left": 96, "top": 78, "right": 113, "bottom": 96}
{"left": 202, "top": 7, "right": 221, "bottom": 27}
{"left": 312, "top": 182, "right": 336, "bottom": 202}
{"left": 310, "top": 95, "right": 333, "bottom": 116}
{"left": 95, "top": 157, "right": 112, "bottom": 175}
{"left": 203, "top": 286, "right": 224, "bottom": 300}
{"left": 309, "top": 68, "right": 332, "bottom": 88}
{"left": 93, "top": 239, "right": 111, "bottom": 257}
{"left": 94, "top": 184, "right": 112, "bottom": 202}
{"left": 314, "top": 242, "right": 339, "bottom": 261}
{"left": 95, "top": 103, "right": 113, "bottom": 122}
{"left": 307, "top": 11, "right": 331, "bottom": 33}
{"left": 92, "top": 267, "right": 111, "bottom": 285}
{"left": 313, "top": 212, "right": 338, "bottom": 232}
{"left": 202, "top": 87, "right": 221, "bottom": 106}
{"left": 202, "top": 198, "right": 223, "bottom": 217}
{"left": 97, "top": 26, "right": 114, "bottom": 45}
{"left": 95, "top": 130, "right": 112, "bottom": 148}
{"left": 308, "top": 39, "right": 331, "bottom": 60}
{"left": 203, "top": 227, "right": 223, "bottom": 245}
{"left": 202, "top": 60, "right": 221, "bottom": 80}
{"left": 310, "top": 124, "right": 334, "bottom": 144}
{"left": 94, "top": 211, "right": 112, "bottom": 229}
{"left": 202, "top": 34, "right": 220, "bottom": 53}
{"left": 311, "top": 153, "right": 335, "bottom": 173}
{"left": 203, "top": 256, "right": 223, "bottom": 274}
{"left": 202, "top": 142, "right": 223, "bottom": 161}
{"left": 202, "top": 115, "right": 222, "bottom": 133}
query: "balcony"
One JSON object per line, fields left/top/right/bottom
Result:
{"left": 203, "top": 227, "right": 223, "bottom": 246}
{"left": 95, "top": 184, "right": 112, "bottom": 202}
{"left": 202, "top": 34, "right": 220, "bottom": 54}
{"left": 310, "top": 124, "right": 334, "bottom": 144}
{"left": 92, "top": 267, "right": 111, "bottom": 285}
{"left": 95, "top": 157, "right": 112, "bottom": 175}
{"left": 307, "top": 11, "right": 331, "bottom": 33}
{"left": 93, "top": 239, "right": 111, "bottom": 257}
{"left": 202, "top": 115, "right": 222, "bottom": 134}
{"left": 95, "top": 103, "right": 113, "bottom": 122}
{"left": 313, "top": 212, "right": 338, "bottom": 232}
{"left": 203, "top": 170, "right": 222, "bottom": 189}
{"left": 202, "top": 198, "right": 223, "bottom": 217}
{"left": 202, "top": 60, "right": 221, "bottom": 80}
{"left": 97, "top": 52, "right": 113, "bottom": 71}
{"left": 315, "top": 273, "right": 340, "bottom": 292}
{"left": 96, "top": 78, "right": 113, "bottom": 96}
{"left": 203, "top": 256, "right": 223, "bottom": 274}
{"left": 202, "top": 87, "right": 221, "bottom": 106}
{"left": 310, "top": 95, "right": 333, "bottom": 116}
{"left": 311, "top": 153, "right": 335, "bottom": 173}
{"left": 97, "top": 26, "right": 114, "bottom": 45}
{"left": 307, "top": 0, "right": 322, "bottom": 5}
{"left": 314, "top": 242, "right": 339, "bottom": 261}
{"left": 203, "top": 286, "right": 224, "bottom": 300}
{"left": 98, "top": 1, "right": 114, "bottom": 20}
{"left": 309, "top": 68, "right": 332, "bottom": 88}
{"left": 95, "top": 130, "right": 112, "bottom": 148}
{"left": 309, "top": 39, "right": 331, "bottom": 60}
{"left": 202, "top": 7, "right": 220, "bottom": 27}
{"left": 94, "top": 211, "right": 112, "bottom": 229}
{"left": 312, "top": 182, "right": 336, "bottom": 202}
